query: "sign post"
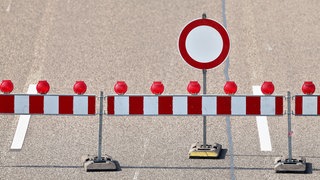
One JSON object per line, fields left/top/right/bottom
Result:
{"left": 202, "top": 68, "right": 207, "bottom": 148}
{"left": 179, "top": 13, "right": 230, "bottom": 158}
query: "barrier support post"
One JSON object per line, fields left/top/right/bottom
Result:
{"left": 287, "top": 91, "right": 293, "bottom": 162}
{"left": 82, "top": 91, "right": 119, "bottom": 172}
{"left": 97, "top": 91, "right": 103, "bottom": 161}
{"left": 274, "top": 91, "right": 306, "bottom": 173}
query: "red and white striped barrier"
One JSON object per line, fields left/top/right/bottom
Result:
{"left": 107, "top": 95, "right": 283, "bottom": 116}
{"left": 0, "top": 94, "right": 96, "bottom": 115}
{"left": 295, "top": 95, "right": 320, "bottom": 115}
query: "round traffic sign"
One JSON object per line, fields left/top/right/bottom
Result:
{"left": 178, "top": 18, "right": 230, "bottom": 69}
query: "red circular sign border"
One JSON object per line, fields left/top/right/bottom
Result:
{"left": 178, "top": 18, "right": 230, "bottom": 69}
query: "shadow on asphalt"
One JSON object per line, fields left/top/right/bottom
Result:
{"left": 0, "top": 162, "right": 318, "bottom": 173}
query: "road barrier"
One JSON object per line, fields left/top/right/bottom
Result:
{"left": 0, "top": 79, "right": 318, "bottom": 172}
{"left": 106, "top": 95, "right": 283, "bottom": 116}
{"left": 0, "top": 94, "right": 95, "bottom": 115}
{"left": 294, "top": 95, "right": 320, "bottom": 115}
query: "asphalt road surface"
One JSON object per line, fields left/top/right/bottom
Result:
{"left": 1, "top": 0, "right": 319, "bottom": 179}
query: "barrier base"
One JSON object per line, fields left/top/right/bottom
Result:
{"left": 82, "top": 154, "right": 119, "bottom": 172}
{"left": 274, "top": 156, "right": 306, "bottom": 173}
{"left": 188, "top": 142, "right": 222, "bottom": 159}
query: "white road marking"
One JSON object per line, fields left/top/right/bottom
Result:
{"left": 133, "top": 138, "right": 149, "bottom": 180}
{"left": 252, "top": 86, "right": 272, "bottom": 151}
{"left": 12, "top": 1, "right": 52, "bottom": 149}
{"left": 6, "top": 0, "right": 12, "bottom": 12}
{"left": 10, "top": 84, "right": 37, "bottom": 150}
{"left": 11, "top": 1, "right": 54, "bottom": 150}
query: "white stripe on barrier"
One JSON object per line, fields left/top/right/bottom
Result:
{"left": 44, "top": 96, "right": 59, "bottom": 114}
{"left": 202, "top": 96, "right": 216, "bottom": 115}
{"left": 303, "top": 96, "right": 317, "bottom": 115}
{"left": 261, "top": 96, "right": 275, "bottom": 115}
{"left": 173, "top": 96, "right": 187, "bottom": 115}
{"left": 115, "top": 96, "right": 129, "bottom": 115}
{"left": 144, "top": 96, "right": 158, "bottom": 115}
{"left": 14, "top": 95, "right": 29, "bottom": 114}
{"left": 231, "top": 96, "right": 246, "bottom": 115}
{"left": 74, "top": 96, "right": 88, "bottom": 115}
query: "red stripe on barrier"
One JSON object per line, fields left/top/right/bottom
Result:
{"left": 29, "top": 95, "right": 44, "bottom": 114}
{"left": 129, "top": 96, "right": 143, "bottom": 114}
{"left": 295, "top": 96, "right": 302, "bottom": 115}
{"left": 107, "top": 96, "right": 114, "bottom": 115}
{"left": 275, "top": 96, "right": 283, "bottom": 115}
{"left": 188, "top": 96, "right": 202, "bottom": 114}
{"left": 59, "top": 96, "right": 73, "bottom": 114}
{"left": 88, "top": 96, "right": 96, "bottom": 114}
{"left": 158, "top": 96, "right": 173, "bottom": 114}
{"left": 0, "top": 95, "right": 14, "bottom": 113}
{"left": 217, "top": 96, "right": 231, "bottom": 114}
{"left": 246, "top": 96, "right": 260, "bottom": 115}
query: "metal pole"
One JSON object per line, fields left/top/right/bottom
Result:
{"left": 202, "top": 13, "right": 207, "bottom": 148}
{"left": 203, "top": 69, "right": 207, "bottom": 147}
{"left": 97, "top": 91, "right": 104, "bottom": 161}
{"left": 287, "top": 91, "right": 292, "bottom": 162}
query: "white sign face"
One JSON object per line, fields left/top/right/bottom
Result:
{"left": 178, "top": 18, "right": 230, "bottom": 69}
{"left": 186, "top": 25, "right": 223, "bottom": 63}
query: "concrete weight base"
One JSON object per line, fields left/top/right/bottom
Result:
{"left": 274, "top": 156, "right": 306, "bottom": 173}
{"left": 82, "top": 154, "right": 119, "bottom": 172}
{"left": 188, "top": 142, "right": 222, "bottom": 159}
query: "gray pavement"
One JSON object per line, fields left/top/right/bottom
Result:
{"left": 0, "top": 0, "right": 320, "bottom": 179}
